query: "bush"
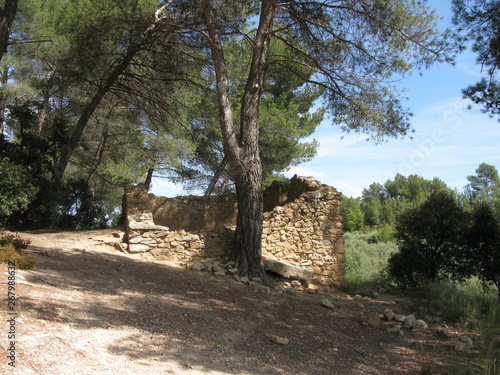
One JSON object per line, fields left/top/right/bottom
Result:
{"left": 0, "top": 233, "right": 36, "bottom": 269}
{"left": 466, "top": 204, "right": 500, "bottom": 296}
{"left": 0, "top": 157, "right": 38, "bottom": 225}
{"left": 389, "top": 190, "right": 469, "bottom": 288}
{"left": 344, "top": 230, "right": 398, "bottom": 290}
{"left": 7, "top": 178, "right": 109, "bottom": 230}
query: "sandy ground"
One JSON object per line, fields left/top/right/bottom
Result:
{"left": 0, "top": 229, "right": 455, "bottom": 374}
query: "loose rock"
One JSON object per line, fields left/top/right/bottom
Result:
{"left": 270, "top": 335, "right": 289, "bottom": 345}
{"left": 362, "top": 312, "right": 381, "bottom": 327}
{"left": 413, "top": 319, "right": 428, "bottom": 330}
{"left": 394, "top": 314, "right": 406, "bottom": 323}
{"left": 454, "top": 336, "right": 474, "bottom": 352}
{"left": 383, "top": 308, "right": 396, "bottom": 321}
{"left": 321, "top": 299, "right": 335, "bottom": 309}
{"left": 403, "top": 315, "right": 417, "bottom": 328}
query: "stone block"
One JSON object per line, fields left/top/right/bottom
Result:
{"left": 128, "top": 244, "right": 150, "bottom": 253}
{"left": 263, "top": 256, "right": 313, "bottom": 281}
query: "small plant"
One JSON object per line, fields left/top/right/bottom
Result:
{"left": 0, "top": 232, "right": 36, "bottom": 269}
{"left": 419, "top": 280, "right": 500, "bottom": 334}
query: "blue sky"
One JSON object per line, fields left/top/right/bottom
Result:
{"left": 152, "top": 0, "right": 500, "bottom": 198}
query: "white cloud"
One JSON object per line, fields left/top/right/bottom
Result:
{"left": 150, "top": 179, "right": 186, "bottom": 197}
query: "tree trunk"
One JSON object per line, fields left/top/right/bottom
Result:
{"left": 36, "top": 71, "right": 56, "bottom": 136}
{"left": 204, "top": 155, "right": 227, "bottom": 197}
{"left": 0, "top": 0, "right": 18, "bottom": 64}
{"left": 144, "top": 168, "right": 154, "bottom": 190}
{"left": 202, "top": 0, "right": 276, "bottom": 278}
{"left": 0, "top": 67, "right": 8, "bottom": 137}
{"left": 232, "top": 162, "right": 264, "bottom": 278}
{"left": 52, "top": 2, "right": 171, "bottom": 184}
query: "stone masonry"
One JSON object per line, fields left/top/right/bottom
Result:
{"left": 122, "top": 175, "right": 345, "bottom": 285}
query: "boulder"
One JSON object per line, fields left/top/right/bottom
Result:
{"left": 263, "top": 256, "right": 313, "bottom": 281}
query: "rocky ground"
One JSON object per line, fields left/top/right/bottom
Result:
{"left": 0, "top": 229, "right": 489, "bottom": 374}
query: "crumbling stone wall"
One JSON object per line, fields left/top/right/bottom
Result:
{"left": 262, "top": 176, "right": 345, "bottom": 286}
{"left": 122, "top": 175, "right": 345, "bottom": 285}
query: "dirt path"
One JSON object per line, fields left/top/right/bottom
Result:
{"left": 0, "top": 229, "right": 447, "bottom": 374}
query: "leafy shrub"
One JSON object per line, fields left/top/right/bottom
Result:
{"left": 389, "top": 190, "right": 500, "bottom": 295}
{"left": 0, "top": 157, "right": 38, "bottom": 224}
{"left": 466, "top": 204, "right": 500, "bottom": 296}
{"left": 0, "top": 233, "right": 36, "bottom": 269}
{"left": 389, "top": 190, "right": 469, "bottom": 288}
{"left": 344, "top": 230, "right": 398, "bottom": 288}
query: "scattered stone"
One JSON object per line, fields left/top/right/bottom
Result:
{"left": 355, "top": 295, "right": 371, "bottom": 301}
{"left": 357, "top": 303, "right": 365, "bottom": 310}
{"left": 403, "top": 315, "right": 417, "bottom": 328}
{"left": 258, "top": 286, "right": 271, "bottom": 295}
{"left": 270, "top": 335, "right": 289, "bottom": 345}
{"left": 384, "top": 308, "right": 396, "bottom": 321}
{"left": 291, "top": 280, "right": 302, "bottom": 288}
{"left": 128, "top": 244, "right": 150, "bottom": 253}
{"left": 386, "top": 324, "right": 402, "bottom": 333}
{"left": 248, "top": 281, "right": 257, "bottom": 286}
{"left": 286, "top": 287, "right": 299, "bottom": 296}
{"left": 251, "top": 277, "right": 262, "bottom": 283}
{"left": 362, "top": 312, "right": 381, "bottom": 327}
{"left": 321, "top": 299, "right": 335, "bottom": 309}
{"left": 454, "top": 336, "right": 474, "bottom": 352}
{"left": 191, "top": 262, "right": 206, "bottom": 271}
{"left": 233, "top": 275, "right": 241, "bottom": 282}
{"left": 228, "top": 268, "right": 238, "bottom": 275}
{"left": 214, "top": 270, "right": 226, "bottom": 277}
{"left": 239, "top": 276, "right": 250, "bottom": 283}
{"left": 306, "top": 288, "right": 318, "bottom": 294}
{"left": 372, "top": 291, "right": 379, "bottom": 299}
{"left": 413, "top": 319, "right": 428, "bottom": 330}
{"left": 212, "top": 265, "right": 224, "bottom": 272}
{"left": 394, "top": 314, "right": 406, "bottom": 323}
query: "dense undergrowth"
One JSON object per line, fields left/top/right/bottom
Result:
{"left": 0, "top": 232, "right": 36, "bottom": 269}
{"left": 343, "top": 228, "right": 499, "bottom": 374}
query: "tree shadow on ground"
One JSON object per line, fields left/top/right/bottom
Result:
{"left": 18, "top": 231, "right": 421, "bottom": 375}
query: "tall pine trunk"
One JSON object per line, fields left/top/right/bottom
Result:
{"left": 232, "top": 162, "right": 264, "bottom": 278}
{"left": 202, "top": 0, "right": 276, "bottom": 278}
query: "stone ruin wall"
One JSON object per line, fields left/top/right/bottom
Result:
{"left": 123, "top": 175, "right": 345, "bottom": 286}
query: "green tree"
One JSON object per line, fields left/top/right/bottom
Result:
{"left": 465, "top": 163, "right": 500, "bottom": 199}
{"left": 356, "top": 174, "right": 450, "bottom": 228}
{"left": 466, "top": 203, "right": 500, "bottom": 296}
{"left": 342, "top": 197, "right": 364, "bottom": 231}
{"left": 0, "top": 156, "right": 37, "bottom": 224}
{"left": 176, "top": 38, "right": 324, "bottom": 196}
{"left": 0, "top": 0, "right": 17, "bottom": 64}
{"left": 452, "top": 0, "right": 500, "bottom": 120}
{"left": 2, "top": 0, "right": 195, "bottom": 226}
{"left": 389, "top": 190, "right": 469, "bottom": 288}
{"left": 186, "top": 0, "right": 456, "bottom": 278}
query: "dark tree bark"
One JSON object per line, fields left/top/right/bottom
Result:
{"left": 204, "top": 155, "right": 227, "bottom": 197}
{"left": 0, "top": 0, "right": 17, "bottom": 64}
{"left": 0, "top": 0, "right": 18, "bottom": 137}
{"left": 202, "top": 0, "right": 277, "bottom": 278}
{"left": 0, "top": 67, "right": 7, "bottom": 137}
{"left": 144, "top": 168, "right": 154, "bottom": 190}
